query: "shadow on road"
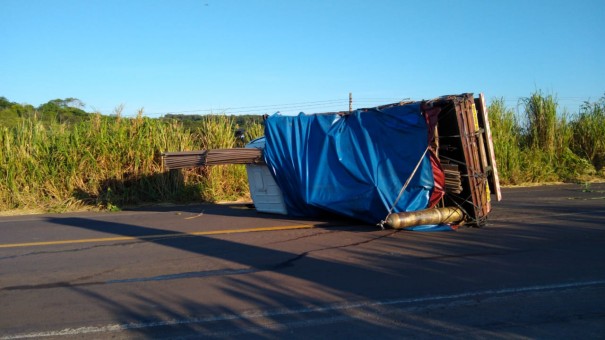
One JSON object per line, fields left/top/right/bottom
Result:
{"left": 36, "top": 183, "right": 605, "bottom": 338}
{"left": 39, "top": 214, "right": 496, "bottom": 337}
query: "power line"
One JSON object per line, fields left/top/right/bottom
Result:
{"left": 136, "top": 94, "right": 600, "bottom": 117}
{"left": 147, "top": 97, "right": 415, "bottom": 117}
{"left": 148, "top": 99, "right": 349, "bottom": 116}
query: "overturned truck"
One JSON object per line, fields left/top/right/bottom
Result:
{"left": 165, "top": 93, "right": 501, "bottom": 230}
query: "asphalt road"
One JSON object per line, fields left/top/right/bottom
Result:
{"left": 1, "top": 183, "right": 604, "bottom": 339}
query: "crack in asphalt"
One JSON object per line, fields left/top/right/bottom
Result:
{"left": 420, "top": 249, "right": 536, "bottom": 260}
{"left": 266, "top": 230, "right": 338, "bottom": 245}
{"left": 268, "top": 229, "right": 401, "bottom": 270}
{"left": 1, "top": 230, "right": 401, "bottom": 291}
{"left": 0, "top": 241, "right": 143, "bottom": 261}
{"left": 1, "top": 268, "right": 119, "bottom": 291}
{"left": 1, "top": 267, "right": 262, "bottom": 291}
{"left": 72, "top": 268, "right": 119, "bottom": 283}
{"left": 265, "top": 225, "right": 379, "bottom": 246}
{"left": 2, "top": 281, "right": 104, "bottom": 291}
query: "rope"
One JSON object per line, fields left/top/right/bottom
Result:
{"left": 378, "top": 146, "right": 430, "bottom": 229}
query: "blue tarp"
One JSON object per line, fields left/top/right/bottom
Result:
{"left": 263, "top": 103, "right": 435, "bottom": 224}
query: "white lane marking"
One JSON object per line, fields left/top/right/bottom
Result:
{"left": 2, "top": 279, "right": 604, "bottom": 339}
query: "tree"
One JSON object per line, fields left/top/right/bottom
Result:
{"left": 0, "top": 97, "right": 13, "bottom": 110}
{"left": 37, "top": 98, "right": 89, "bottom": 124}
{"left": 0, "top": 99, "right": 36, "bottom": 127}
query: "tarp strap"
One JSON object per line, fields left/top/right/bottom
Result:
{"left": 378, "top": 146, "right": 430, "bottom": 229}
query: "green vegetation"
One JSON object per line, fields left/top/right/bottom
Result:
{"left": 0, "top": 98, "right": 265, "bottom": 213}
{"left": 192, "top": 114, "right": 262, "bottom": 202}
{"left": 570, "top": 97, "right": 605, "bottom": 172}
{"left": 487, "top": 91, "right": 604, "bottom": 185}
{"left": 0, "top": 97, "right": 91, "bottom": 128}
{"left": 0, "top": 92, "right": 603, "bottom": 214}
{"left": 485, "top": 98, "right": 524, "bottom": 183}
{"left": 164, "top": 113, "right": 265, "bottom": 132}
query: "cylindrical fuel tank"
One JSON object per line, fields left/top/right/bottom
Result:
{"left": 385, "top": 207, "right": 464, "bottom": 229}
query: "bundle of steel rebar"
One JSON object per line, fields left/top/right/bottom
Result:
{"left": 163, "top": 150, "right": 207, "bottom": 170}
{"left": 441, "top": 162, "right": 463, "bottom": 194}
{"left": 162, "top": 148, "right": 263, "bottom": 170}
{"left": 205, "top": 148, "right": 263, "bottom": 165}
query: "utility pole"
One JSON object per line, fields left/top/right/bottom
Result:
{"left": 349, "top": 92, "right": 352, "bottom": 113}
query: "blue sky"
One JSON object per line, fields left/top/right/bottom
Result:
{"left": 1, "top": 0, "right": 604, "bottom": 116}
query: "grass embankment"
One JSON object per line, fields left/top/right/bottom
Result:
{"left": 0, "top": 91, "right": 603, "bottom": 214}
{"left": 0, "top": 112, "right": 263, "bottom": 213}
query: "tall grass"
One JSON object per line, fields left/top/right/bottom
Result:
{"left": 192, "top": 115, "right": 249, "bottom": 202}
{"left": 520, "top": 91, "right": 558, "bottom": 155}
{"left": 0, "top": 113, "right": 206, "bottom": 212}
{"left": 488, "top": 91, "right": 598, "bottom": 185}
{"left": 244, "top": 121, "right": 265, "bottom": 142}
{"left": 487, "top": 98, "right": 523, "bottom": 184}
{"left": 571, "top": 97, "right": 605, "bottom": 172}
{"left": 0, "top": 111, "right": 268, "bottom": 213}
{"left": 0, "top": 107, "right": 263, "bottom": 211}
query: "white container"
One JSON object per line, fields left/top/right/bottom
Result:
{"left": 245, "top": 137, "right": 288, "bottom": 215}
